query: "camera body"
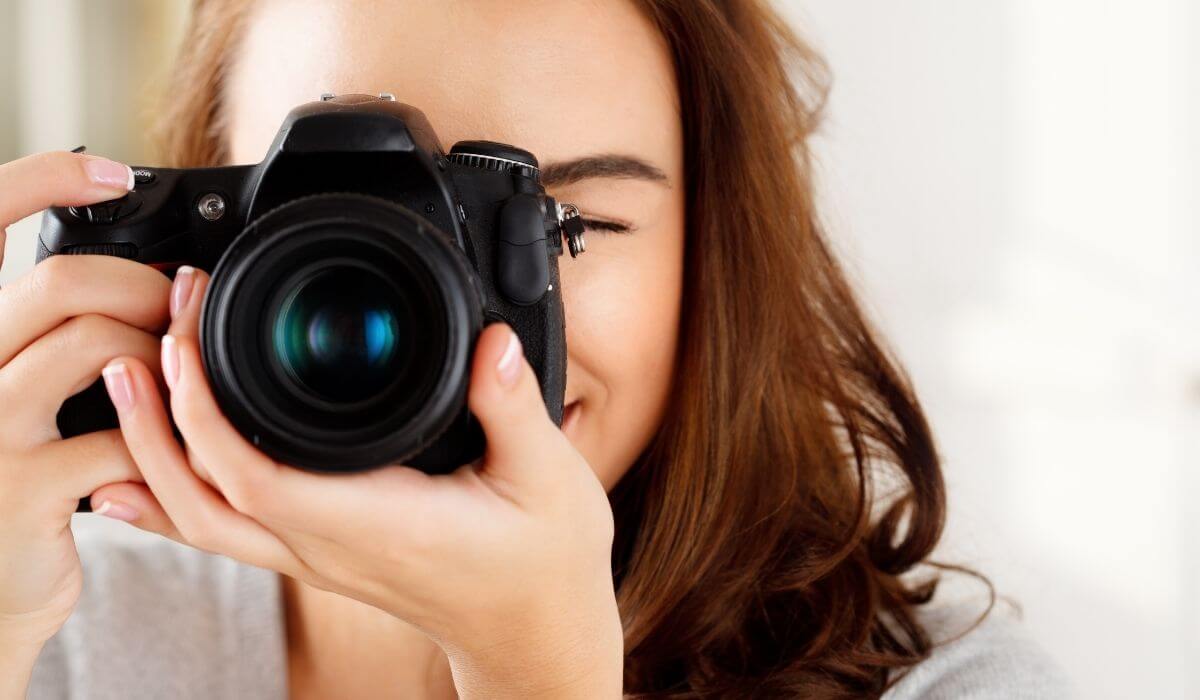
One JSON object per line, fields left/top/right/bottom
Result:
{"left": 37, "top": 94, "right": 585, "bottom": 473}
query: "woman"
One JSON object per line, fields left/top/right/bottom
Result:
{"left": 0, "top": 0, "right": 1069, "bottom": 697}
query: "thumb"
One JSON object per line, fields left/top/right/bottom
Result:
{"left": 467, "top": 323, "right": 560, "bottom": 483}
{"left": 89, "top": 482, "right": 185, "bottom": 545}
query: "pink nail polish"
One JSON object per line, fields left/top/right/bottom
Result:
{"left": 102, "top": 363, "right": 135, "bottom": 410}
{"left": 94, "top": 500, "right": 139, "bottom": 523}
{"left": 496, "top": 331, "right": 522, "bottom": 388}
{"left": 170, "top": 267, "right": 195, "bottom": 319}
{"left": 83, "top": 158, "right": 134, "bottom": 191}
{"left": 162, "top": 335, "right": 180, "bottom": 390}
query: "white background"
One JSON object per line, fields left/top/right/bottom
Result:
{"left": 2, "top": 2, "right": 1198, "bottom": 697}
{"left": 787, "top": 1, "right": 1200, "bottom": 697}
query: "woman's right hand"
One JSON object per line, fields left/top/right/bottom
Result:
{"left": 0, "top": 151, "right": 171, "bottom": 675}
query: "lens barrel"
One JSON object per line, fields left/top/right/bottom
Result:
{"left": 200, "top": 193, "right": 482, "bottom": 471}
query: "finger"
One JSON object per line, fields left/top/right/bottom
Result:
{"left": 0, "top": 255, "right": 171, "bottom": 367}
{"left": 0, "top": 314, "right": 162, "bottom": 447}
{"left": 466, "top": 323, "right": 568, "bottom": 489}
{"left": 162, "top": 329, "right": 325, "bottom": 519}
{"left": 168, "top": 321, "right": 446, "bottom": 553}
{"left": 89, "top": 482, "right": 183, "bottom": 542}
{"left": 101, "top": 356, "right": 306, "bottom": 576}
{"left": 184, "top": 444, "right": 215, "bottom": 487}
{"left": 19, "top": 430, "right": 142, "bottom": 505}
{"left": 164, "top": 269, "right": 441, "bottom": 537}
{"left": 0, "top": 151, "right": 132, "bottom": 229}
{"left": 163, "top": 270, "right": 325, "bottom": 518}
{"left": 165, "top": 331, "right": 443, "bottom": 542}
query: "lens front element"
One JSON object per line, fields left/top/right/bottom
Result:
{"left": 271, "top": 266, "right": 409, "bottom": 404}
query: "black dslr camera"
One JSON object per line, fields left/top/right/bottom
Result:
{"left": 37, "top": 93, "right": 587, "bottom": 473}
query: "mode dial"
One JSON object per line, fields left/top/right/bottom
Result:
{"left": 448, "top": 141, "right": 540, "bottom": 180}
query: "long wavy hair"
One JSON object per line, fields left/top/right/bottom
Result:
{"left": 155, "top": 0, "right": 989, "bottom": 696}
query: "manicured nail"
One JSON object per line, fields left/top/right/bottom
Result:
{"left": 83, "top": 158, "right": 134, "bottom": 191}
{"left": 170, "top": 266, "right": 195, "bottom": 319}
{"left": 94, "top": 500, "right": 139, "bottom": 523}
{"left": 496, "top": 330, "right": 522, "bottom": 388}
{"left": 162, "top": 335, "right": 180, "bottom": 390}
{"left": 102, "top": 363, "right": 134, "bottom": 410}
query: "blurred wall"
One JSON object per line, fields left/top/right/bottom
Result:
{"left": 4, "top": 0, "right": 188, "bottom": 161}
{"left": 789, "top": 1, "right": 1200, "bottom": 698}
{"left": 0, "top": 1, "right": 17, "bottom": 159}
{"left": 1, "top": 2, "right": 1197, "bottom": 698}
{"left": 0, "top": 0, "right": 189, "bottom": 281}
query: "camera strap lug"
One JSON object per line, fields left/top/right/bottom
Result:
{"left": 556, "top": 203, "right": 587, "bottom": 258}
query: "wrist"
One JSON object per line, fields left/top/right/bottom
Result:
{"left": 445, "top": 599, "right": 624, "bottom": 699}
{"left": 0, "top": 638, "right": 44, "bottom": 700}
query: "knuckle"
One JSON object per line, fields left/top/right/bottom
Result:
{"left": 222, "top": 482, "right": 253, "bottom": 513}
{"left": 28, "top": 150, "right": 76, "bottom": 181}
{"left": 58, "top": 314, "right": 130, "bottom": 359}
{"left": 42, "top": 149, "right": 79, "bottom": 172}
{"left": 175, "top": 510, "right": 218, "bottom": 551}
{"left": 174, "top": 522, "right": 206, "bottom": 550}
{"left": 65, "top": 313, "right": 116, "bottom": 343}
{"left": 222, "top": 476, "right": 265, "bottom": 517}
{"left": 28, "top": 254, "right": 72, "bottom": 297}
{"left": 385, "top": 520, "right": 438, "bottom": 564}
{"left": 170, "top": 389, "right": 200, "bottom": 425}
{"left": 17, "top": 151, "right": 88, "bottom": 198}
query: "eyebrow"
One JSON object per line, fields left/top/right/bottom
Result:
{"left": 540, "top": 154, "right": 669, "bottom": 188}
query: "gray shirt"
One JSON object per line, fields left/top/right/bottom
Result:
{"left": 29, "top": 523, "right": 1072, "bottom": 699}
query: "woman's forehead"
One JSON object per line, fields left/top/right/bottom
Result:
{"left": 225, "top": 0, "right": 680, "bottom": 168}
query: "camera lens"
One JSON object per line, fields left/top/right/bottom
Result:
{"left": 270, "top": 266, "right": 410, "bottom": 404}
{"left": 201, "top": 194, "right": 483, "bottom": 472}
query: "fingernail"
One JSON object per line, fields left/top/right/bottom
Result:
{"left": 170, "top": 266, "right": 195, "bottom": 319}
{"left": 83, "top": 158, "right": 134, "bottom": 191}
{"left": 496, "top": 330, "right": 523, "bottom": 388}
{"left": 162, "top": 335, "right": 180, "bottom": 391}
{"left": 102, "top": 363, "right": 134, "bottom": 410}
{"left": 94, "top": 500, "right": 139, "bottom": 523}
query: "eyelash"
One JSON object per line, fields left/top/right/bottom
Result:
{"left": 579, "top": 217, "right": 632, "bottom": 235}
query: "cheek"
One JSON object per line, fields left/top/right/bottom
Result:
{"left": 558, "top": 226, "right": 685, "bottom": 488}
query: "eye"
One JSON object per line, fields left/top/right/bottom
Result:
{"left": 579, "top": 216, "right": 633, "bottom": 235}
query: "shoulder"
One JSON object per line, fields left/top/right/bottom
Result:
{"left": 883, "top": 601, "right": 1074, "bottom": 700}
{"left": 29, "top": 518, "right": 286, "bottom": 700}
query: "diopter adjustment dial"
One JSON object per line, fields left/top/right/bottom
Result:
{"left": 448, "top": 141, "right": 540, "bottom": 181}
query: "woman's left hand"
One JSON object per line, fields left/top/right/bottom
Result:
{"left": 92, "top": 268, "right": 624, "bottom": 699}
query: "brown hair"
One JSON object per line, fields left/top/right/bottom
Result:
{"left": 156, "top": 1, "right": 988, "bottom": 696}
